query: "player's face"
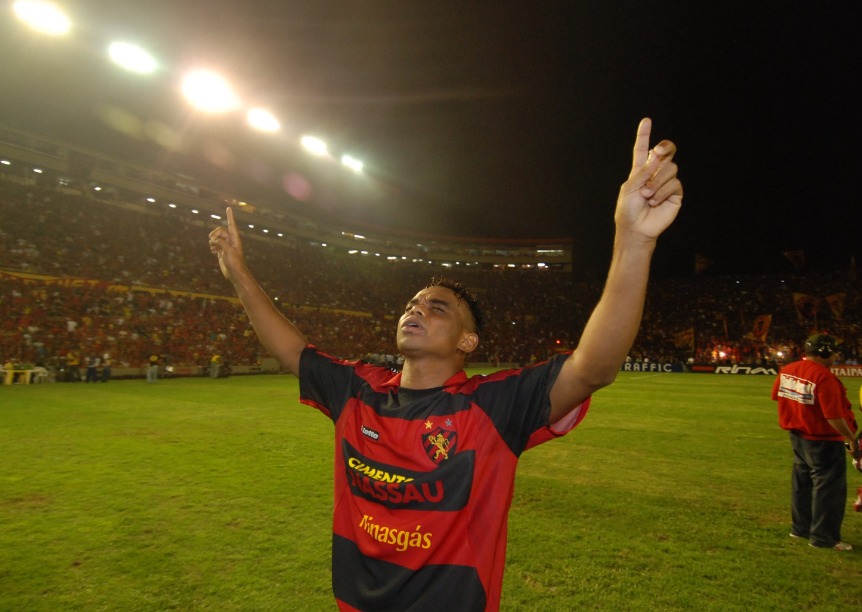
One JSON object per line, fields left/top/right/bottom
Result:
{"left": 397, "top": 286, "right": 476, "bottom": 358}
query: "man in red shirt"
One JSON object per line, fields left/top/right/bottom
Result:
{"left": 210, "top": 119, "right": 683, "bottom": 610}
{"left": 772, "top": 333, "right": 860, "bottom": 551}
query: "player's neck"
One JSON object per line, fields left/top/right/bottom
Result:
{"left": 399, "top": 356, "right": 463, "bottom": 390}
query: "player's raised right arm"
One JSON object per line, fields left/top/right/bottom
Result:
{"left": 209, "top": 207, "right": 307, "bottom": 375}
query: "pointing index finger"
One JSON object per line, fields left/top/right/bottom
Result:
{"left": 226, "top": 206, "right": 236, "bottom": 238}
{"left": 631, "top": 117, "right": 652, "bottom": 172}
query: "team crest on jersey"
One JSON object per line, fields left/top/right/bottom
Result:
{"left": 424, "top": 427, "right": 457, "bottom": 464}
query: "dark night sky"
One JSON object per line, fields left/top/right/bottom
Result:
{"left": 1, "top": 2, "right": 859, "bottom": 277}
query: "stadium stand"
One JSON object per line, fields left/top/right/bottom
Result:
{"left": 0, "top": 131, "right": 859, "bottom": 379}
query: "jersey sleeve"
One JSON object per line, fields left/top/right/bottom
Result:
{"left": 470, "top": 353, "right": 590, "bottom": 455}
{"left": 299, "top": 345, "right": 403, "bottom": 422}
{"left": 299, "top": 345, "right": 386, "bottom": 421}
{"left": 818, "top": 374, "right": 853, "bottom": 421}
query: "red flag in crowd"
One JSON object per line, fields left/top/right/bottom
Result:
{"left": 745, "top": 314, "right": 772, "bottom": 342}
{"left": 694, "top": 254, "right": 712, "bottom": 275}
{"left": 825, "top": 293, "right": 846, "bottom": 320}
{"left": 792, "top": 293, "right": 819, "bottom": 323}
{"left": 783, "top": 250, "right": 806, "bottom": 271}
{"left": 673, "top": 328, "right": 695, "bottom": 350}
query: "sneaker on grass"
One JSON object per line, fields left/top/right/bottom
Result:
{"left": 809, "top": 541, "right": 853, "bottom": 551}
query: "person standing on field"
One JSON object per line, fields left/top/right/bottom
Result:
{"left": 210, "top": 353, "right": 222, "bottom": 379}
{"left": 100, "top": 352, "right": 112, "bottom": 383}
{"left": 146, "top": 353, "right": 159, "bottom": 383}
{"left": 209, "top": 118, "right": 682, "bottom": 611}
{"left": 85, "top": 354, "right": 100, "bottom": 383}
{"left": 772, "top": 333, "right": 861, "bottom": 551}
{"left": 65, "top": 350, "right": 81, "bottom": 382}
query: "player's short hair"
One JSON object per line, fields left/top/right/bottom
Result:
{"left": 427, "top": 276, "right": 485, "bottom": 334}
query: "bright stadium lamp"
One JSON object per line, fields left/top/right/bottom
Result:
{"left": 341, "top": 155, "right": 363, "bottom": 173}
{"left": 108, "top": 41, "right": 157, "bottom": 74}
{"left": 300, "top": 135, "right": 328, "bottom": 156}
{"left": 13, "top": 0, "right": 71, "bottom": 35}
{"left": 247, "top": 108, "right": 280, "bottom": 132}
{"left": 181, "top": 70, "right": 240, "bottom": 113}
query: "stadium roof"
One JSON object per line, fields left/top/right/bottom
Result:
{"left": 1, "top": 2, "right": 858, "bottom": 276}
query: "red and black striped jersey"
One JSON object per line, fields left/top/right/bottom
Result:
{"left": 299, "top": 345, "right": 590, "bottom": 611}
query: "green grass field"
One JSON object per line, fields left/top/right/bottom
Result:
{"left": 2, "top": 372, "right": 862, "bottom": 611}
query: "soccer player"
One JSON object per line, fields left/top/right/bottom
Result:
{"left": 209, "top": 118, "right": 682, "bottom": 610}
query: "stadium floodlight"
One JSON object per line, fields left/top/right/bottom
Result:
{"left": 181, "top": 70, "right": 240, "bottom": 113}
{"left": 13, "top": 1, "right": 70, "bottom": 35}
{"left": 108, "top": 41, "right": 157, "bottom": 74}
{"left": 247, "top": 108, "right": 280, "bottom": 133}
{"left": 341, "top": 155, "right": 363, "bottom": 173}
{"left": 300, "top": 135, "right": 328, "bottom": 156}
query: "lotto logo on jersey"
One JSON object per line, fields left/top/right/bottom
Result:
{"left": 424, "top": 427, "right": 458, "bottom": 465}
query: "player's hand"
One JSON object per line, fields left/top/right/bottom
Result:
{"left": 846, "top": 437, "right": 862, "bottom": 472}
{"left": 615, "top": 118, "right": 683, "bottom": 242}
{"left": 208, "top": 207, "right": 245, "bottom": 281}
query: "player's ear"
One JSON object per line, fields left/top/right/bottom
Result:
{"left": 458, "top": 332, "right": 478, "bottom": 355}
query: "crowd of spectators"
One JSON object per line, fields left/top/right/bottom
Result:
{"left": 633, "top": 271, "right": 860, "bottom": 366}
{"left": 1, "top": 176, "right": 859, "bottom": 376}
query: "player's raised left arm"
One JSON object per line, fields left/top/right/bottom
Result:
{"left": 549, "top": 118, "right": 683, "bottom": 423}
